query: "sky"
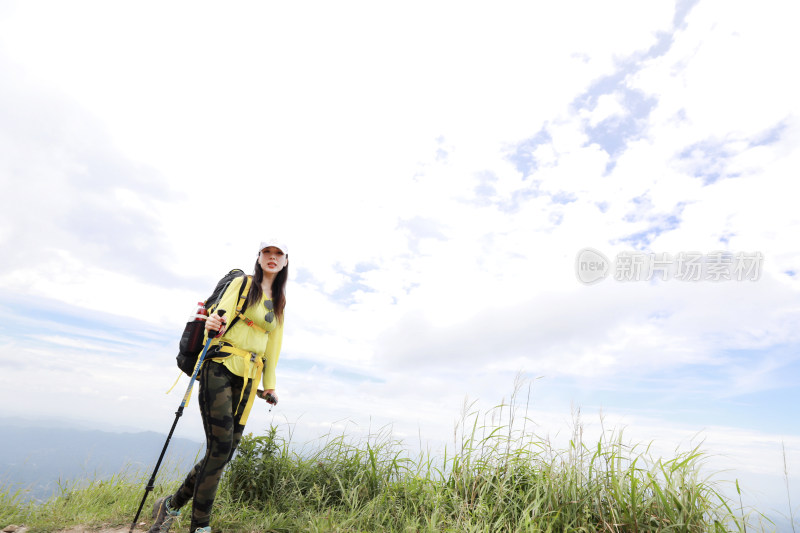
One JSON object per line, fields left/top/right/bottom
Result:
{"left": 0, "top": 0, "right": 798, "bottom": 526}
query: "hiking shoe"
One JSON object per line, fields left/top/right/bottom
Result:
{"left": 148, "top": 495, "right": 180, "bottom": 533}
{"left": 194, "top": 528, "right": 211, "bottom": 533}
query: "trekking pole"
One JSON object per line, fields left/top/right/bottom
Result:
{"left": 128, "top": 310, "right": 227, "bottom": 533}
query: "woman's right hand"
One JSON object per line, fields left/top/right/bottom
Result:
{"left": 205, "top": 312, "right": 227, "bottom": 335}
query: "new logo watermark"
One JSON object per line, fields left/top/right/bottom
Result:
{"left": 574, "top": 248, "right": 610, "bottom": 285}
{"left": 575, "top": 248, "right": 763, "bottom": 285}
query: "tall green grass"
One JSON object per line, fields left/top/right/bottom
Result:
{"left": 0, "top": 385, "right": 777, "bottom": 532}
{"left": 212, "top": 389, "right": 761, "bottom": 532}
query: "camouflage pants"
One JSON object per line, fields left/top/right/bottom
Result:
{"left": 170, "top": 359, "right": 252, "bottom": 530}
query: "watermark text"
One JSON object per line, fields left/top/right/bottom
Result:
{"left": 575, "top": 248, "right": 763, "bottom": 285}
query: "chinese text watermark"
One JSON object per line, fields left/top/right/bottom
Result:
{"left": 575, "top": 248, "right": 763, "bottom": 285}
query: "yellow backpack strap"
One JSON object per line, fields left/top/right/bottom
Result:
{"left": 214, "top": 275, "right": 253, "bottom": 334}
{"left": 236, "top": 315, "right": 268, "bottom": 334}
{"left": 231, "top": 275, "right": 269, "bottom": 334}
{"left": 236, "top": 276, "right": 253, "bottom": 314}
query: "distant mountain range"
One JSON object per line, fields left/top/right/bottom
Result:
{"left": 0, "top": 419, "right": 204, "bottom": 502}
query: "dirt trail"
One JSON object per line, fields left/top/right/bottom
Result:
{"left": 58, "top": 529, "right": 136, "bottom": 533}
{"left": 6, "top": 528, "right": 141, "bottom": 533}
{"left": 7, "top": 520, "right": 153, "bottom": 532}
{"left": 56, "top": 526, "right": 141, "bottom": 533}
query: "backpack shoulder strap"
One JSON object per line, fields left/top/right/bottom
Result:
{"left": 234, "top": 275, "right": 270, "bottom": 335}
{"left": 236, "top": 276, "right": 252, "bottom": 313}
{"left": 224, "top": 275, "right": 252, "bottom": 332}
{"left": 219, "top": 275, "right": 270, "bottom": 336}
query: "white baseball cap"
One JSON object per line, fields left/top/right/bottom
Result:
{"left": 259, "top": 240, "right": 288, "bottom": 254}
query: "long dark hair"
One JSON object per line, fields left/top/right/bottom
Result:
{"left": 244, "top": 256, "right": 288, "bottom": 323}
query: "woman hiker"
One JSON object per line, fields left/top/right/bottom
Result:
{"left": 149, "top": 241, "right": 288, "bottom": 533}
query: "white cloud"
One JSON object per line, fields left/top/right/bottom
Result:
{"left": 584, "top": 93, "right": 628, "bottom": 128}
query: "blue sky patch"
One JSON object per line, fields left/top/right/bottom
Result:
{"left": 572, "top": 69, "right": 628, "bottom": 112}
{"left": 568, "top": 1, "right": 704, "bottom": 168}
{"left": 585, "top": 89, "right": 657, "bottom": 158}
{"left": 496, "top": 182, "right": 543, "bottom": 214}
{"left": 677, "top": 139, "right": 738, "bottom": 185}
{"left": 572, "top": 64, "right": 656, "bottom": 170}
{"left": 506, "top": 128, "right": 551, "bottom": 177}
{"left": 471, "top": 171, "right": 499, "bottom": 207}
{"left": 673, "top": 0, "right": 701, "bottom": 29}
{"left": 354, "top": 261, "right": 378, "bottom": 274}
{"left": 749, "top": 122, "right": 786, "bottom": 147}
{"left": 397, "top": 216, "right": 448, "bottom": 254}
{"left": 549, "top": 191, "right": 577, "bottom": 205}
{"left": 330, "top": 263, "right": 376, "bottom": 305}
{"left": 293, "top": 267, "right": 316, "bottom": 285}
{"left": 281, "top": 357, "right": 383, "bottom": 385}
{"left": 718, "top": 231, "right": 735, "bottom": 245}
{"left": 677, "top": 121, "right": 785, "bottom": 185}
{"left": 617, "top": 200, "right": 685, "bottom": 249}
{"left": 0, "top": 291, "right": 172, "bottom": 359}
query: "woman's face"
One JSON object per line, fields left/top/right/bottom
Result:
{"left": 259, "top": 246, "right": 287, "bottom": 276}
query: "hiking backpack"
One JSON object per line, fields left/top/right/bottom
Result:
{"left": 176, "top": 268, "right": 252, "bottom": 376}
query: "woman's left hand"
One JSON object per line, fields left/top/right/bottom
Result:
{"left": 259, "top": 389, "right": 278, "bottom": 405}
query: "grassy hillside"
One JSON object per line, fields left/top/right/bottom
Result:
{"left": 0, "top": 398, "right": 776, "bottom": 532}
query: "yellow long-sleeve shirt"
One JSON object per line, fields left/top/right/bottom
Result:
{"left": 205, "top": 275, "right": 283, "bottom": 391}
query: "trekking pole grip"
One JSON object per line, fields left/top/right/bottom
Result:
{"left": 209, "top": 309, "right": 226, "bottom": 337}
